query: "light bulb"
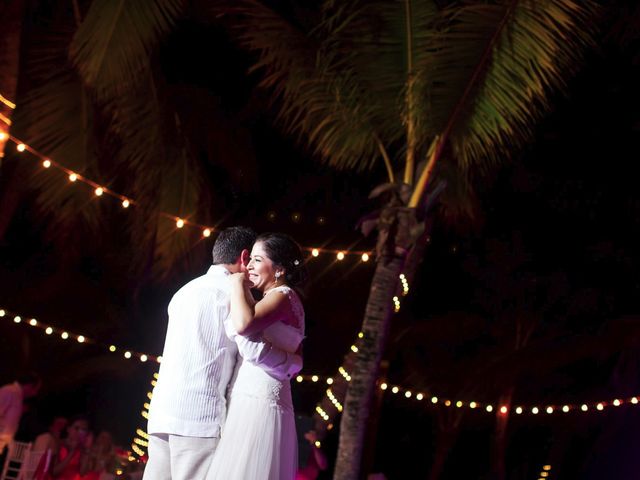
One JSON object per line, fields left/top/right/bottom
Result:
{"left": 203, "top": 228, "right": 211, "bottom": 237}
{"left": 337, "top": 252, "right": 345, "bottom": 260}
{"left": 95, "top": 187, "right": 103, "bottom": 196}
{"left": 43, "top": 159, "right": 51, "bottom": 168}
{"left": 122, "top": 199, "right": 130, "bottom": 208}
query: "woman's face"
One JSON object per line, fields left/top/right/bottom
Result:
{"left": 67, "top": 420, "right": 89, "bottom": 443}
{"left": 247, "top": 242, "right": 281, "bottom": 292}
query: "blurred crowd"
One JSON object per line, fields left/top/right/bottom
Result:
{"left": 0, "top": 373, "right": 144, "bottom": 480}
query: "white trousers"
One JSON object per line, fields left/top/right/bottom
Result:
{"left": 142, "top": 433, "right": 219, "bottom": 480}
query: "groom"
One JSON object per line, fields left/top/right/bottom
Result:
{"left": 144, "top": 226, "right": 302, "bottom": 480}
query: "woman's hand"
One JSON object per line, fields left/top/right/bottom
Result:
{"left": 230, "top": 271, "right": 248, "bottom": 285}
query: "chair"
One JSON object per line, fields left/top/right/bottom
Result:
{"left": 0, "top": 441, "right": 32, "bottom": 480}
{"left": 23, "top": 449, "right": 52, "bottom": 480}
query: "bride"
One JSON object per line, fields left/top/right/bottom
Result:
{"left": 207, "top": 232, "right": 307, "bottom": 480}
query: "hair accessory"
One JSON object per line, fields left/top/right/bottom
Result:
{"left": 293, "top": 259, "right": 300, "bottom": 266}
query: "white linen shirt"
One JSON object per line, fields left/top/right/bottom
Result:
{"left": 147, "top": 265, "right": 302, "bottom": 438}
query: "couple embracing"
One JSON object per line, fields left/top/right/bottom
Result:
{"left": 144, "top": 227, "right": 307, "bottom": 480}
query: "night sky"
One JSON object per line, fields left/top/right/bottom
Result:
{"left": 1, "top": 2, "right": 639, "bottom": 479}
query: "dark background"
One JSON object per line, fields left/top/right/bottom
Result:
{"left": 1, "top": 3, "right": 639, "bottom": 479}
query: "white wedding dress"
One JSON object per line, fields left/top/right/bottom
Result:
{"left": 207, "top": 286, "right": 305, "bottom": 480}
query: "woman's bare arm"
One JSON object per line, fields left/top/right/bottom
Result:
{"left": 230, "top": 273, "right": 290, "bottom": 336}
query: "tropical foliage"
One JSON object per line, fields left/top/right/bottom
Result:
{"left": 233, "top": 1, "right": 598, "bottom": 478}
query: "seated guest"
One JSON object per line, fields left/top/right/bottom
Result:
{"left": 51, "top": 415, "right": 92, "bottom": 480}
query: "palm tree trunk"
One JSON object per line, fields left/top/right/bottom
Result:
{"left": 427, "top": 411, "right": 462, "bottom": 480}
{"left": 0, "top": 0, "right": 27, "bottom": 240}
{"left": 0, "top": 0, "right": 24, "bottom": 159}
{"left": 334, "top": 254, "right": 404, "bottom": 480}
{"left": 360, "top": 360, "right": 389, "bottom": 476}
{"left": 490, "top": 388, "right": 514, "bottom": 480}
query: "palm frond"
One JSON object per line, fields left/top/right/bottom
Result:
{"left": 103, "top": 73, "right": 207, "bottom": 279}
{"left": 323, "top": 1, "right": 441, "bottom": 152}
{"left": 415, "top": 0, "right": 599, "bottom": 176}
{"left": 69, "top": 0, "right": 187, "bottom": 100}
{"left": 12, "top": 27, "right": 104, "bottom": 238}
{"left": 236, "top": 0, "right": 392, "bottom": 172}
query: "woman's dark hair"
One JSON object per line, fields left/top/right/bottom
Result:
{"left": 256, "top": 232, "right": 308, "bottom": 288}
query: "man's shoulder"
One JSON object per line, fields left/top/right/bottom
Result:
{"left": 181, "top": 269, "right": 227, "bottom": 291}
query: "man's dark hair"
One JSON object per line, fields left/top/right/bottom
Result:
{"left": 16, "top": 371, "right": 41, "bottom": 387}
{"left": 212, "top": 226, "right": 257, "bottom": 264}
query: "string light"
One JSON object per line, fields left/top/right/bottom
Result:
{"left": 537, "top": 465, "right": 552, "bottom": 479}
{"left": 0, "top": 93, "right": 16, "bottom": 109}
{"left": 2, "top": 131, "right": 377, "bottom": 261}
{"left": 1, "top": 306, "right": 161, "bottom": 363}
{"left": 291, "top": 366, "right": 640, "bottom": 422}
{"left": 130, "top": 373, "right": 158, "bottom": 459}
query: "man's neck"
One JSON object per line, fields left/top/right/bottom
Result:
{"left": 219, "top": 263, "right": 241, "bottom": 274}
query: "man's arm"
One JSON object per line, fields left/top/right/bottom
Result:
{"left": 224, "top": 317, "right": 302, "bottom": 381}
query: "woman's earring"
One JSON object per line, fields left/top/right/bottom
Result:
{"left": 275, "top": 271, "right": 282, "bottom": 280}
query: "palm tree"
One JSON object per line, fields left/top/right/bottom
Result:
{"left": 6, "top": 0, "right": 219, "bottom": 278}
{"left": 0, "top": 0, "right": 28, "bottom": 235}
{"left": 229, "top": 1, "right": 598, "bottom": 478}
{"left": 7, "top": 0, "right": 599, "bottom": 477}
